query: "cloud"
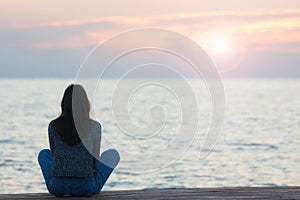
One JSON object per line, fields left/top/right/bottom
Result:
{"left": 1, "top": 9, "right": 300, "bottom": 52}
{"left": 31, "top": 32, "right": 113, "bottom": 49}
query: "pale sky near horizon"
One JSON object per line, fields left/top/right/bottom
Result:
{"left": 0, "top": 0, "right": 300, "bottom": 77}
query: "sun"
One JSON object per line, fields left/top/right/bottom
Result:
{"left": 194, "top": 32, "right": 233, "bottom": 56}
{"left": 209, "top": 35, "right": 230, "bottom": 54}
{"left": 194, "top": 32, "right": 246, "bottom": 72}
{"left": 202, "top": 33, "right": 232, "bottom": 55}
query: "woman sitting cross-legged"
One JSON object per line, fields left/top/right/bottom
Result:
{"left": 38, "top": 84, "right": 120, "bottom": 197}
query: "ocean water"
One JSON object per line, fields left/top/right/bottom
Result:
{"left": 0, "top": 78, "right": 299, "bottom": 194}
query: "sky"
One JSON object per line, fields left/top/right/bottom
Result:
{"left": 0, "top": 0, "right": 300, "bottom": 78}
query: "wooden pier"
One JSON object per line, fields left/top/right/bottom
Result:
{"left": 1, "top": 187, "right": 299, "bottom": 199}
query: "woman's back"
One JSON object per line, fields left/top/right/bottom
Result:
{"left": 49, "top": 119, "right": 101, "bottom": 178}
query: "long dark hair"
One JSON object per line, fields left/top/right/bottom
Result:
{"left": 54, "top": 84, "right": 91, "bottom": 146}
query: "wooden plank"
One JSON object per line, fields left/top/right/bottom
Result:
{"left": 0, "top": 187, "right": 299, "bottom": 200}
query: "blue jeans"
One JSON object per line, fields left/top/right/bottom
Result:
{"left": 38, "top": 149, "right": 119, "bottom": 196}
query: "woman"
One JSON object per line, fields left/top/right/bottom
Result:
{"left": 38, "top": 84, "right": 120, "bottom": 196}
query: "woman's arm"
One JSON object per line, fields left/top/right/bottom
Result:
{"left": 48, "top": 121, "right": 55, "bottom": 155}
{"left": 93, "top": 122, "right": 101, "bottom": 168}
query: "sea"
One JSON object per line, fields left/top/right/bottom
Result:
{"left": 0, "top": 78, "right": 299, "bottom": 194}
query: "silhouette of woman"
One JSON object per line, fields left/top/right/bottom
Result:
{"left": 38, "top": 84, "right": 120, "bottom": 196}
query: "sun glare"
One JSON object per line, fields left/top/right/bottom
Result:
{"left": 205, "top": 34, "right": 232, "bottom": 54}
{"left": 194, "top": 32, "right": 246, "bottom": 73}
{"left": 209, "top": 35, "right": 230, "bottom": 54}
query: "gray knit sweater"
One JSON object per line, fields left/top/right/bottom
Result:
{"left": 48, "top": 120, "right": 101, "bottom": 178}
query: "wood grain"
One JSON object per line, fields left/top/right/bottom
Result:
{"left": 1, "top": 187, "right": 299, "bottom": 200}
